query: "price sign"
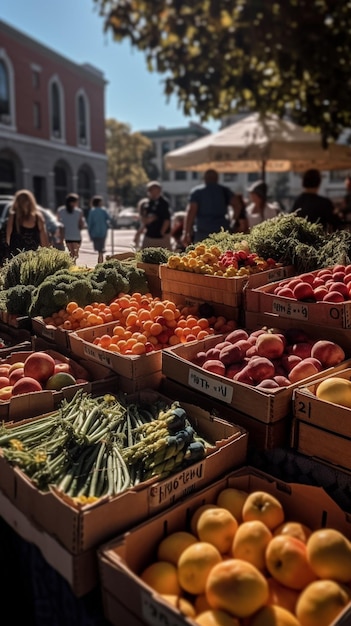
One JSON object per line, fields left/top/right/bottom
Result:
{"left": 188, "top": 368, "right": 233, "bottom": 403}
{"left": 272, "top": 299, "right": 309, "bottom": 320}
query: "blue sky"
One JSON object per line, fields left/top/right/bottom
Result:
{"left": 2, "top": 0, "right": 220, "bottom": 134}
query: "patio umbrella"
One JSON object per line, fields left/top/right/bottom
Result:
{"left": 164, "top": 113, "right": 351, "bottom": 179}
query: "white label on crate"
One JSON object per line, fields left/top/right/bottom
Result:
{"left": 83, "top": 344, "right": 112, "bottom": 365}
{"left": 148, "top": 461, "right": 205, "bottom": 509}
{"left": 272, "top": 299, "right": 309, "bottom": 320}
{"left": 141, "top": 590, "right": 185, "bottom": 626}
{"left": 42, "top": 327, "right": 55, "bottom": 340}
{"left": 267, "top": 268, "right": 286, "bottom": 281}
{"left": 188, "top": 368, "right": 234, "bottom": 402}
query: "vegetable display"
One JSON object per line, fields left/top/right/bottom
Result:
{"left": 0, "top": 390, "right": 210, "bottom": 502}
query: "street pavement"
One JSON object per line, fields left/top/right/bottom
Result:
{"left": 76, "top": 228, "right": 137, "bottom": 267}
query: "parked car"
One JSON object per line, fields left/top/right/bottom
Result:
{"left": 111, "top": 207, "right": 140, "bottom": 229}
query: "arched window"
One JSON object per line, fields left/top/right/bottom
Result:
{"left": 76, "top": 90, "right": 90, "bottom": 148}
{"left": 0, "top": 50, "right": 15, "bottom": 127}
{"left": 0, "top": 157, "right": 16, "bottom": 195}
{"left": 49, "top": 76, "right": 65, "bottom": 140}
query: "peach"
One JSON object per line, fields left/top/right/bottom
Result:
{"left": 23, "top": 352, "right": 55, "bottom": 383}
{"left": 245, "top": 357, "right": 275, "bottom": 383}
{"left": 323, "top": 290, "right": 345, "bottom": 303}
{"left": 310, "top": 340, "right": 345, "bottom": 367}
{"left": 0, "top": 376, "right": 10, "bottom": 389}
{"left": 178, "top": 542, "right": 222, "bottom": 595}
{"left": 232, "top": 520, "right": 272, "bottom": 571}
{"left": 226, "top": 329, "right": 249, "bottom": 343}
{"left": 284, "top": 328, "right": 310, "bottom": 344}
{"left": 313, "top": 286, "right": 329, "bottom": 301}
{"left": 256, "top": 333, "right": 285, "bottom": 359}
{"left": 9, "top": 367, "right": 24, "bottom": 385}
{"left": 196, "top": 507, "right": 238, "bottom": 554}
{"left": 0, "top": 385, "right": 13, "bottom": 400}
{"left": 265, "top": 535, "right": 317, "bottom": 590}
{"left": 219, "top": 344, "right": 243, "bottom": 366}
{"left": 0, "top": 365, "right": 11, "bottom": 377}
{"left": 293, "top": 282, "right": 315, "bottom": 300}
{"left": 330, "top": 281, "right": 349, "bottom": 297}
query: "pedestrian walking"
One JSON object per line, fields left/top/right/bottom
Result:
{"left": 245, "top": 180, "right": 280, "bottom": 230}
{"left": 87, "top": 195, "right": 111, "bottom": 264}
{"left": 6, "top": 189, "right": 50, "bottom": 257}
{"left": 289, "top": 169, "right": 341, "bottom": 233}
{"left": 181, "top": 169, "right": 236, "bottom": 246}
{"left": 57, "top": 193, "right": 85, "bottom": 262}
{"left": 134, "top": 181, "right": 171, "bottom": 249}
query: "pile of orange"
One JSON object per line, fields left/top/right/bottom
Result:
{"left": 43, "top": 293, "right": 237, "bottom": 355}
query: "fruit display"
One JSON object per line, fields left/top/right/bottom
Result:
{"left": 166, "top": 243, "right": 280, "bottom": 277}
{"left": 137, "top": 488, "right": 351, "bottom": 626}
{"left": 44, "top": 294, "right": 237, "bottom": 354}
{"left": 271, "top": 264, "right": 351, "bottom": 303}
{"left": 0, "top": 392, "right": 213, "bottom": 500}
{"left": 0, "top": 351, "right": 89, "bottom": 400}
{"left": 191, "top": 327, "right": 346, "bottom": 389}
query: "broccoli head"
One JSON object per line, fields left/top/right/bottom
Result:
{"left": 6, "top": 285, "right": 37, "bottom": 316}
{"left": 124, "top": 266, "right": 150, "bottom": 295}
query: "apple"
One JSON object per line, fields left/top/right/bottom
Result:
{"left": 299, "top": 273, "right": 316, "bottom": 284}
{"left": 226, "top": 329, "right": 249, "bottom": 343}
{"left": 245, "top": 357, "right": 275, "bottom": 383}
{"left": 288, "top": 360, "right": 320, "bottom": 384}
{"left": 242, "top": 491, "right": 284, "bottom": 530}
{"left": 296, "top": 579, "right": 351, "bottom": 626}
{"left": 232, "top": 520, "right": 273, "bottom": 571}
{"left": 288, "top": 342, "right": 313, "bottom": 359}
{"left": 311, "top": 340, "right": 345, "bottom": 367}
{"left": 306, "top": 528, "right": 351, "bottom": 582}
{"left": 8, "top": 361, "right": 25, "bottom": 374}
{"left": 23, "top": 352, "right": 56, "bottom": 383}
{"left": 275, "top": 287, "right": 295, "bottom": 299}
{"left": 281, "top": 354, "right": 302, "bottom": 373}
{"left": 12, "top": 377, "right": 42, "bottom": 395}
{"left": 293, "top": 282, "right": 315, "bottom": 300}
{"left": 313, "top": 286, "right": 329, "bottom": 301}
{"left": 9, "top": 367, "right": 24, "bottom": 385}
{"left": 45, "top": 372, "right": 76, "bottom": 390}
{"left": 256, "top": 333, "right": 285, "bottom": 359}
{"left": 0, "top": 385, "right": 13, "bottom": 400}
{"left": 193, "top": 351, "right": 207, "bottom": 366}
{"left": 0, "top": 376, "right": 10, "bottom": 389}
{"left": 323, "top": 291, "right": 345, "bottom": 303}
{"left": 265, "top": 534, "right": 317, "bottom": 590}
{"left": 202, "top": 360, "right": 226, "bottom": 375}
{"left": 54, "top": 362, "right": 72, "bottom": 375}
{"left": 256, "top": 379, "right": 280, "bottom": 389}
{"left": 0, "top": 365, "right": 11, "bottom": 377}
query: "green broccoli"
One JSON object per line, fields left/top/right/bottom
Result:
{"left": 124, "top": 266, "right": 150, "bottom": 295}
{"left": 6, "top": 285, "right": 37, "bottom": 316}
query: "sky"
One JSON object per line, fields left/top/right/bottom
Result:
{"left": 1, "top": 0, "right": 220, "bottom": 134}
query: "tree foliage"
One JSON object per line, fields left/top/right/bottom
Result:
{"left": 106, "top": 119, "right": 153, "bottom": 205}
{"left": 95, "top": 1, "right": 351, "bottom": 144}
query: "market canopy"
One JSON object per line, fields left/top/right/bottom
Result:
{"left": 164, "top": 113, "right": 351, "bottom": 175}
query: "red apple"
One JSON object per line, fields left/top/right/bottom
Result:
{"left": 0, "top": 365, "right": 11, "bottom": 377}
{"left": 311, "top": 340, "right": 345, "bottom": 367}
{"left": 312, "top": 277, "right": 325, "bottom": 288}
{"left": 332, "top": 271, "right": 346, "bottom": 282}
{"left": 12, "top": 377, "right": 42, "bottom": 396}
{"left": 23, "top": 352, "right": 56, "bottom": 383}
{"left": 323, "top": 291, "right": 345, "bottom": 303}
{"left": 293, "top": 282, "right": 315, "bottom": 301}
{"left": 9, "top": 367, "right": 24, "bottom": 385}
{"left": 299, "top": 273, "right": 316, "bottom": 284}
{"left": 313, "top": 287, "right": 329, "bottom": 301}
{"left": 329, "top": 282, "right": 349, "bottom": 297}
{"left": 54, "top": 362, "right": 71, "bottom": 375}
{"left": 0, "top": 376, "right": 10, "bottom": 389}
{"left": 276, "top": 287, "right": 296, "bottom": 299}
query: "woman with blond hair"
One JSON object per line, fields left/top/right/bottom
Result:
{"left": 6, "top": 189, "right": 49, "bottom": 257}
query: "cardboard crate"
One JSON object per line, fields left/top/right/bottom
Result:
{"left": 160, "top": 264, "right": 294, "bottom": 309}
{"left": 0, "top": 389, "right": 247, "bottom": 556}
{"left": 98, "top": 466, "right": 351, "bottom": 626}
{"left": 161, "top": 333, "right": 351, "bottom": 423}
{"left": 161, "top": 377, "right": 290, "bottom": 450}
{"left": 31, "top": 316, "right": 71, "bottom": 351}
{"left": 245, "top": 269, "right": 351, "bottom": 328}
{"left": 161, "top": 290, "right": 241, "bottom": 323}
{"left": 292, "top": 367, "right": 351, "bottom": 472}
{"left": 0, "top": 488, "right": 96, "bottom": 597}
{"left": 0, "top": 345, "right": 119, "bottom": 422}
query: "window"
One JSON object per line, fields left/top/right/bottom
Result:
{"left": 247, "top": 172, "right": 260, "bottom": 183}
{"left": 330, "top": 170, "right": 349, "bottom": 183}
{"left": 33, "top": 102, "right": 41, "bottom": 129}
{"left": 175, "top": 170, "right": 187, "bottom": 181}
{"left": 0, "top": 157, "right": 16, "bottom": 195}
{"left": 0, "top": 51, "right": 15, "bottom": 127}
{"left": 49, "top": 76, "right": 65, "bottom": 140}
{"left": 76, "top": 90, "right": 90, "bottom": 147}
{"left": 223, "top": 173, "right": 237, "bottom": 182}
{"left": 77, "top": 164, "right": 94, "bottom": 212}
{"left": 192, "top": 172, "right": 199, "bottom": 180}
{"left": 54, "top": 163, "right": 69, "bottom": 208}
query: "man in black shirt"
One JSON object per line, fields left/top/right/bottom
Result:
{"left": 134, "top": 181, "right": 171, "bottom": 249}
{"left": 290, "top": 169, "right": 341, "bottom": 232}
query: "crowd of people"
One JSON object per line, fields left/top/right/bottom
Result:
{"left": 3, "top": 169, "right": 351, "bottom": 266}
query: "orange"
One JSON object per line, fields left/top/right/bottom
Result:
{"left": 131, "top": 342, "right": 146, "bottom": 355}
{"left": 138, "top": 309, "right": 151, "bottom": 322}
{"left": 71, "top": 307, "right": 84, "bottom": 320}
{"left": 163, "top": 308, "right": 175, "bottom": 321}
{"left": 108, "top": 344, "right": 120, "bottom": 353}
{"left": 197, "top": 330, "right": 210, "bottom": 340}
{"left": 66, "top": 301, "right": 79, "bottom": 314}
{"left": 186, "top": 334, "right": 197, "bottom": 342}
{"left": 150, "top": 322, "right": 163, "bottom": 336}
{"left": 100, "top": 334, "right": 112, "bottom": 349}
{"left": 168, "top": 335, "right": 180, "bottom": 346}
{"left": 113, "top": 325, "right": 125, "bottom": 337}
{"left": 140, "top": 561, "right": 181, "bottom": 595}
{"left": 178, "top": 542, "right": 222, "bottom": 595}
{"left": 126, "top": 312, "right": 139, "bottom": 327}
{"left": 198, "top": 318, "right": 210, "bottom": 329}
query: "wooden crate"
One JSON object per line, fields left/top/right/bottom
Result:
{"left": 292, "top": 418, "right": 351, "bottom": 473}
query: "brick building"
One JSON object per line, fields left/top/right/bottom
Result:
{"left": 0, "top": 19, "right": 107, "bottom": 211}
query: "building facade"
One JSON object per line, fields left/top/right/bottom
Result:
{"left": 0, "top": 19, "right": 107, "bottom": 211}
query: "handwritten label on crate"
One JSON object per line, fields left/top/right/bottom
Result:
{"left": 272, "top": 299, "right": 309, "bottom": 320}
{"left": 188, "top": 368, "right": 233, "bottom": 403}
{"left": 149, "top": 462, "right": 205, "bottom": 509}
{"left": 294, "top": 397, "right": 312, "bottom": 419}
{"left": 141, "top": 590, "right": 185, "bottom": 626}
{"left": 268, "top": 268, "right": 288, "bottom": 282}
{"left": 83, "top": 344, "right": 112, "bottom": 366}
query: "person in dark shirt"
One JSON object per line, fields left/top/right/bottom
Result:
{"left": 134, "top": 181, "right": 171, "bottom": 249}
{"left": 290, "top": 168, "right": 341, "bottom": 232}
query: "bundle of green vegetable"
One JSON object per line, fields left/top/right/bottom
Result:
{"left": 0, "top": 390, "right": 210, "bottom": 503}
{"left": 135, "top": 246, "right": 173, "bottom": 264}
{"left": 196, "top": 215, "right": 351, "bottom": 273}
